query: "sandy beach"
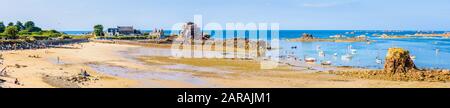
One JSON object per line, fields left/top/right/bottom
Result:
{"left": 1, "top": 41, "right": 450, "bottom": 88}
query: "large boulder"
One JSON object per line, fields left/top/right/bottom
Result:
{"left": 384, "top": 48, "right": 417, "bottom": 74}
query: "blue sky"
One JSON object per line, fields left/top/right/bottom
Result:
{"left": 1, "top": 0, "right": 450, "bottom": 31}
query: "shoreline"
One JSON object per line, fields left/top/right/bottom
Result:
{"left": 1, "top": 40, "right": 450, "bottom": 88}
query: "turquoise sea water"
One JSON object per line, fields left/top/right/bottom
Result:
{"left": 64, "top": 30, "right": 450, "bottom": 69}
{"left": 276, "top": 37, "right": 450, "bottom": 69}
{"left": 275, "top": 30, "right": 450, "bottom": 69}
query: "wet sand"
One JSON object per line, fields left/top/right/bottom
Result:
{"left": 2, "top": 41, "right": 450, "bottom": 88}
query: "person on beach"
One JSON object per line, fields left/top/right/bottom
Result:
{"left": 14, "top": 78, "right": 20, "bottom": 85}
{"left": 0, "top": 67, "right": 6, "bottom": 76}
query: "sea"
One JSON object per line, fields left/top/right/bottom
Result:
{"left": 63, "top": 30, "right": 450, "bottom": 69}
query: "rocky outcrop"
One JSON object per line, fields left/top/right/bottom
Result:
{"left": 288, "top": 33, "right": 369, "bottom": 42}
{"left": 68, "top": 70, "right": 98, "bottom": 84}
{"left": 384, "top": 48, "right": 417, "bottom": 74}
{"left": 445, "top": 32, "right": 450, "bottom": 37}
{"left": 300, "top": 33, "right": 314, "bottom": 40}
{"left": 332, "top": 47, "right": 450, "bottom": 82}
{"left": 331, "top": 69, "right": 450, "bottom": 82}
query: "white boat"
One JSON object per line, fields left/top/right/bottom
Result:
{"left": 316, "top": 45, "right": 321, "bottom": 51}
{"left": 341, "top": 54, "right": 353, "bottom": 61}
{"left": 318, "top": 50, "right": 325, "bottom": 57}
{"left": 321, "top": 61, "right": 332, "bottom": 65}
{"left": 347, "top": 45, "right": 357, "bottom": 55}
{"left": 410, "top": 55, "right": 417, "bottom": 60}
{"left": 351, "top": 49, "right": 357, "bottom": 55}
{"left": 376, "top": 57, "right": 382, "bottom": 64}
{"left": 330, "top": 34, "right": 346, "bottom": 38}
{"left": 342, "top": 54, "right": 353, "bottom": 58}
{"left": 305, "top": 57, "right": 316, "bottom": 63}
{"left": 333, "top": 53, "right": 338, "bottom": 56}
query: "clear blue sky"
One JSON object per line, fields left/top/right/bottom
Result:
{"left": 1, "top": 0, "right": 450, "bottom": 31}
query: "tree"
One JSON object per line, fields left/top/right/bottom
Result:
{"left": 24, "top": 21, "right": 35, "bottom": 29}
{"left": 23, "top": 21, "right": 41, "bottom": 32}
{"left": 93, "top": 24, "right": 104, "bottom": 36}
{"left": 0, "top": 22, "right": 5, "bottom": 33}
{"left": 4, "top": 26, "right": 19, "bottom": 39}
{"left": 29, "top": 26, "right": 42, "bottom": 32}
{"left": 15, "top": 21, "right": 25, "bottom": 31}
{"left": 7, "top": 22, "right": 14, "bottom": 27}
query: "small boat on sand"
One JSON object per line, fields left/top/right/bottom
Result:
{"left": 321, "top": 61, "right": 332, "bottom": 65}
{"left": 305, "top": 57, "right": 317, "bottom": 63}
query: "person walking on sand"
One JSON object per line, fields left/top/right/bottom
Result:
{"left": 14, "top": 78, "right": 20, "bottom": 85}
{"left": 0, "top": 67, "right": 5, "bottom": 76}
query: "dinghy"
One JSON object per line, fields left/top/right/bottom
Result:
{"left": 321, "top": 61, "right": 332, "bottom": 65}
{"left": 305, "top": 57, "right": 317, "bottom": 63}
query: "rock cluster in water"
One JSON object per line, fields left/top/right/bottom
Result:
{"left": 288, "top": 33, "right": 369, "bottom": 42}
{"left": 300, "top": 33, "right": 314, "bottom": 40}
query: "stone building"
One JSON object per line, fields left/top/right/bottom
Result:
{"left": 149, "top": 28, "right": 165, "bottom": 39}
{"left": 179, "top": 22, "right": 203, "bottom": 40}
{"left": 107, "top": 26, "right": 142, "bottom": 36}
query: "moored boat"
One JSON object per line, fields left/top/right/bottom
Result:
{"left": 321, "top": 61, "right": 332, "bottom": 65}
{"left": 410, "top": 55, "right": 417, "bottom": 60}
{"left": 318, "top": 50, "right": 325, "bottom": 57}
{"left": 305, "top": 57, "right": 316, "bottom": 63}
{"left": 333, "top": 53, "right": 338, "bottom": 57}
{"left": 376, "top": 57, "right": 382, "bottom": 64}
{"left": 341, "top": 54, "right": 353, "bottom": 60}
{"left": 351, "top": 49, "right": 357, "bottom": 55}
